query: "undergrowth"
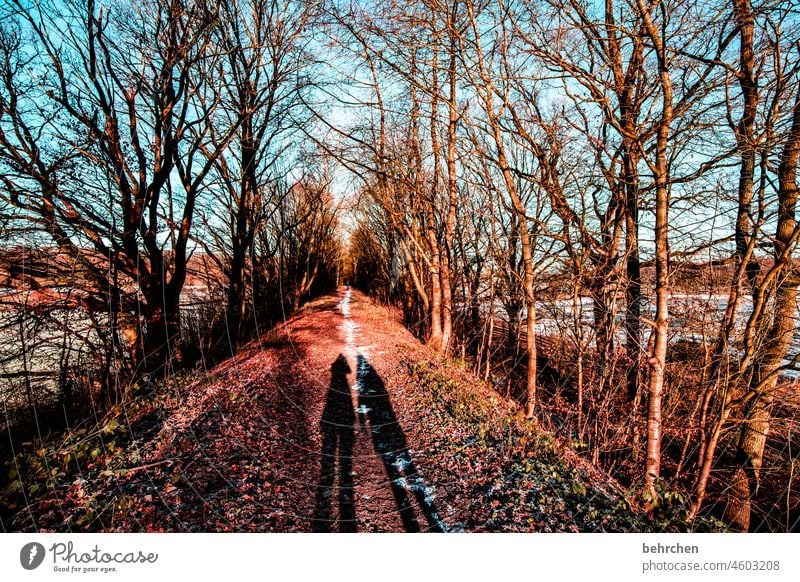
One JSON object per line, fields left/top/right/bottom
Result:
{"left": 409, "top": 360, "right": 727, "bottom": 532}
{"left": 0, "top": 371, "right": 201, "bottom": 531}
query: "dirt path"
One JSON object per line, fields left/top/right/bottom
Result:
{"left": 306, "top": 289, "right": 446, "bottom": 532}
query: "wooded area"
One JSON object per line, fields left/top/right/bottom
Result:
{"left": 1, "top": 0, "right": 799, "bottom": 532}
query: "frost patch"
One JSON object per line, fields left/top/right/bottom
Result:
{"left": 392, "top": 456, "right": 411, "bottom": 471}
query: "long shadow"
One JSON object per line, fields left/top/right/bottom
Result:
{"left": 356, "top": 355, "right": 446, "bottom": 532}
{"left": 313, "top": 354, "right": 357, "bottom": 532}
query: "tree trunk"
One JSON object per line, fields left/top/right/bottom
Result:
{"left": 725, "top": 84, "right": 800, "bottom": 530}
{"left": 441, "top": 19, "right": 459, "bottom": 355}
{"left": 636, "top": 0, "right": 674, "bottom": 498}
{"left": 141, "top": 292, "right": 182, "bottom": 378}
{"left": 411, "top": 46, "right": 443, "bottom": 351}
{"left": 624, "top": 151, "right": 642, "bottom": 402}
{"left": 733, "top": 0, "right": 761, "bottom": 291}
{"left": 427, "top": 236, "right": 444, "bottom": 351}
{"left": 226, "top": 125, "right": 257, "bottom": 352}
{"left": 590, "top": 268, "right": 613, "bottom": 367}
{"left": 469, "top": 259, "right": 483, "bottom": 353}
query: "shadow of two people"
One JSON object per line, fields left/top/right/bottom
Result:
{"left": 312, "top": 354, "right": 445, "bottom": 533}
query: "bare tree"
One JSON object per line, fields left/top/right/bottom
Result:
{"left": 0, "top": 0, "right": 241, "bottom": 381}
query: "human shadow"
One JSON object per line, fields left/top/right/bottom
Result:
{"left": 356, "top": 355, "right": 446, "bottom": 532}
{"left": 313, "top": 354, "right": 357, "bottom": 532}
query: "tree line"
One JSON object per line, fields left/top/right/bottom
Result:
{"left": 334, "top": 0, "right": 800, "bottom": 531}
{"left": 0, "top": 1, "right": 340, "bottom": 419}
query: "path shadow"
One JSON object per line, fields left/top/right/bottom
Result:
{"left": 356, "top": 355, "right": 446, "bottom": 532}
{"left": 313, "top": 354, "right": 357, "bottom": 532}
